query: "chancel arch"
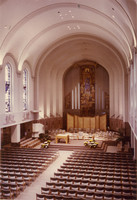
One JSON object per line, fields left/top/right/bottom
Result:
{"left": 37, "top": 46, "right": 126, "bottom": 130}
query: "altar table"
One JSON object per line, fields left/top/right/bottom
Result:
{"left": 56, "top": 134, "right": 69, "bottom": 144}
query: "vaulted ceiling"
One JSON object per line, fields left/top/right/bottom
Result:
{"left": 0, "top": 0, "right": 136, "bottom": 76}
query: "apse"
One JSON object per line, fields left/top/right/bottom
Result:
{"left": 63, "top": 60, "right": 109, "bottom": 117}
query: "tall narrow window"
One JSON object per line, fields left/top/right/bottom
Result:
{"left": 23, "top": 69, "right": 28, "bottom": 111}
{"left": 5, "top": 64, "right": 12, "bottom": 112}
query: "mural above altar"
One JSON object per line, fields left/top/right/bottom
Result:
{"left": 80, "top": 64, "right": 95, "bottom": 116}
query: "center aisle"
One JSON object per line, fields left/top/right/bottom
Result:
{"left": 15, "top": 150, "right": 73, "bottom": 200}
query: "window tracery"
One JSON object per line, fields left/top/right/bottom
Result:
{"left": 5, "top": 64, "right": 12, "bottom": 112}
{"left": 23, "top": 68, "right": 28, "bottom": 111}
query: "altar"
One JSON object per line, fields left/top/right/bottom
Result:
{"left": 56, "top": 133, "right": 69, "bottom": 144}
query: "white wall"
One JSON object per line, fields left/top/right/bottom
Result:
{"left": 0, "top": 55, "right": 34, "bottom": 130}
{"left": 129, "top": 48, "right": 137, "bottom": 143}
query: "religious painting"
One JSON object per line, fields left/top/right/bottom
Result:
{"left": 80, "top": 65, "right": 95, "bottom": 116}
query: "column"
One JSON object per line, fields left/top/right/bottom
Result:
{"left": 11, "top": 124, "right": 20, "bottom": 146}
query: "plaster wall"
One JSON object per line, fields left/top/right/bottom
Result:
{"left": 0, "top": 55, "right": 34, "bottom": 129}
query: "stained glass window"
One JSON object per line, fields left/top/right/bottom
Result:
{"left": 5, "top": 64, "right": 12, "bottom": 112}
{"left": 23, "top": 69, "right": 28, "bottom": 110}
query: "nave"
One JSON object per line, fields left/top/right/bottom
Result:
{"left": 0, "top": 1, "right": 137, "bottom": 199}
{"left": 15, "top": 151, "right": 72, "bottom": 200}
{"left": 0, "top": 144, "right": 137, "bottom": 200}
{"left": 0, "top": 147, "right": 60, "bottom": 200}
{"left": 36, "top": 150, "right": 137, "bottom": 200}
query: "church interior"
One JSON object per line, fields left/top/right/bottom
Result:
{"left": 0, "top": 0, "right": 137, "bottom": 199}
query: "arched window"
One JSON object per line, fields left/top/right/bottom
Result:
{"left": 5, "top": 63, "right": 12, "bottom": 112}
{"left": 23, "top": 68, "right": 28, "bottom": 111}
